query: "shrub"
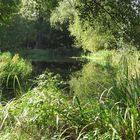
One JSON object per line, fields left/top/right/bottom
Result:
{"left": 0, "top": 52, "right": 32, "bottom": 99}
{"left": 0, "top": 71, "right": 100, "bottom": 139}
{"left": 0, "top": 72, "right": 65, "bottom": 138}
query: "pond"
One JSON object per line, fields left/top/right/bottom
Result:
{"left": 32, "top": 58, "right": 87, "bottom": 80}
{"left": 32, "top": 55, "right": 117, "bottom": 100}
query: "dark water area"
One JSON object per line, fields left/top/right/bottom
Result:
{"left": 32, "top": 60, "right": 86, "bottom": 80}
{"left": 31, "top": 60, "right": 87, "bottom": 94}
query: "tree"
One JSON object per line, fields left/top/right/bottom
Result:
{"left": 77, "top": 0, "right": 140, "bottom": 48}
{"left": 20, "top": 0, "right": 60, "bottom": 48}
{"left": 51, "top": 0, "right": 140, "bottom": 51}
{"left": 0, "top": 0, "right": 20, "bottom": 25}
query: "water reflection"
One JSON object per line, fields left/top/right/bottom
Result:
{"left": 70, "top": 61, "right": 116, "bottom": 98}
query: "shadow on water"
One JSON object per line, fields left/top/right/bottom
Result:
{"left": 9, "top": 48, "right": 86, "bottom": 79}
{"left": 32, "top": 58, "right": 87, "bottom": 80}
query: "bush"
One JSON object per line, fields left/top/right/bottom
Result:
{"left": 0, "top": 65, "right": 140, "bottom": 139}
{"left": 0, "top": 71, "right": 100, "bottom": 139}
{"left": 0, "top": 52, "right": 32, "bottom": 99}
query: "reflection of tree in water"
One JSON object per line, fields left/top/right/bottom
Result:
{"left": 70, "top": 61, "right": 116, "bottom": 98}
{"left": 32, "top": 60, "right": 84, "bottom": 80}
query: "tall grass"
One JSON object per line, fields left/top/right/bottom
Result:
{"left": 0, "top": 52, "right": 32, "bottom": 100}
{"left": 69, "top": 49, "right": 140, "bottom": 139}
{"left": 0, "top": 49, "right": 140, "bottom": 139}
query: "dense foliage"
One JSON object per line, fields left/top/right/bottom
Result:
{"left": 0, "top": 52, "right": 32, "bottom": 100}
{"left": 51, "top": 0, "right": 140, "bottom": 51}
{"left": 0, "top": 51, "right": 140, "bottom": 139}
{"left": 0, "top": 0, "right": 20, "bottom": 24}
{"left": 1, "top": 0, "right": 140, "bottom": 51}
{"left": 0, "top": 0, "right": 73, "bottom": 50}
{"left": 0, "top": 0, "right": 140, "bottom": 139}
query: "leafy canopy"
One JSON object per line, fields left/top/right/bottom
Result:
{"left": 51, "top": 0, "right": 140, "bottom": 51}
{"left": 0, "top": 0, "right": 20, "bottom": 24}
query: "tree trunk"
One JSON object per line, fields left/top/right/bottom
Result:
{"left": 35, "top": 16, "right": 43, "bottom": 49}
